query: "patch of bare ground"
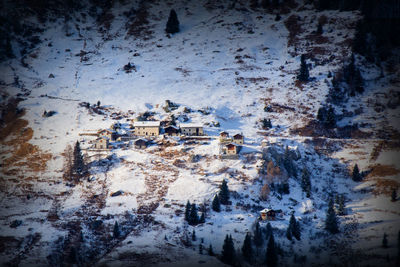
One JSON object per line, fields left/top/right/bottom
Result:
{"left": 291, "top": 120, "right": 370, "bottom": 139}
{"left": 284, "top": 14, "right": 303, "bottom": 48}
{"left": 0, "top": 99, "right": 52, "bottom": 187}
{"left": 125, "top": 2, "right": 153, "bottom": 40}
{"left": 370, "top": 140, "right": 400, "bottom": 161}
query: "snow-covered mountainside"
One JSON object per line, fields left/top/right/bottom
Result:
{"left": 0, "top": 0, "right": 399, "bottom": 266}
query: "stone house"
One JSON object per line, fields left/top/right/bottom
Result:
{"left": 98, "top": 129, "right": 116, "bottom": 141}
{"left": 180, "top": 123, "right": 203, "bottom": 136}
{"left": 95, "top": 137, "right": 109, "bottom": 149}
{"left": 164, "top": 125, "right": 180, "bottom": 136}
{"left": 133, "top": 121, "right": 160, "bottom": 137}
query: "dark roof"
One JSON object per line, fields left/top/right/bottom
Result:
{"left": 233, "top": 133, "right": 243, "bottom": 139}
{"left": 134, "top": 139, "right": 148, "bottom": 145}
{"left": 220, "top": 131, "right": 229, "bottom": 136}
{"left": 226, "top": 143, "right": 237, "bottom": 149}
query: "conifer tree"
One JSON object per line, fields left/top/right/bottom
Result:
{"left": 242, "top": 232, "right": 253, "bottom": 263}
{"left": 192, "top": 229, "right": 197, "bottom": 241}
{"left": 317, "top": 22, "right": 323, "bottom": 34}
{"left": 185, "top": 200, "right": 191, "bottom": 222}
{"left": 391, "top": 189, "right": 397, "bottom": 202}
{"left": 265, "top": 222, "right": 273, "bottom": 240}
{"left": 208, "top": 244, "right": 215, "bottom": 256}
{"left": 337, "top": 194, "right": 346, "bottom": 215}
{"left": 221, "top": 234, "right": 235, "bottom": 265}
{"left": 286, "top": 225, "right": 292, "bottom": 240}
{"left": 189, "top": 203, "right": 199, "bottom": 225}
{"left": 383, "top": 233, "right": 388, "bottom": 248}
{"left": 352, "top": 164, "right": 361, "bottom": 182}
{"left": 301, "top": 168, "right": 311, "bottom": 198}
{"left": 212, "top": 194, "right": 221, "bottom": 212}
{"left": 73, "top": 141, "right": 86, "bottom": 180}
{"left": 165, "top": 9, "right": 180, "bottom": 34}
{"left": 253, "top": 221, "right": 263, "bottom": 248}
{"left": 325, "top": 106, "right": 336, "bottom": 128}
{"left": 113, "top": 221, "right": 120, "bottom": 238}
{"left": 265, "top": 233, "right": 278, "bottom": 267}
{"left": 199, "top": 244, "right": 203, "bottom": 254}
{"left": 199, "top": 212, "right": 205, "bottom": 223}
{"left": 325, "top": 199, "right": 339, "bottom": 234}
{"left": 219, "top": 179, "right": 230, "bottom": 205}
{"left": 297, "top": 54, "right": 309, "bottom": 82}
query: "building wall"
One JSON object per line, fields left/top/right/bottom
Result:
{"left": 227, "top": 147, "right": 237, "bottom": 155}
{"left": 135, "top": 126, "right": 159, "bottom": 136}
{"left": 181, "top": 127, "right": 203, "bottom": 136}
{"left": 95, "top": 139, "right": 108, "bottom": 149}
{"left": 234, "top": 138, "right": 243, "bottom": 145}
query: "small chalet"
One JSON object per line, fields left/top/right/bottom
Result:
{"left": 219, "top": 131, "right": 229, "bottom": 141}
{"left": 164, "top": 125, "right": 179, "bottom": 136}
{"left": 95, "top": 137, "right": 109, "bottom": 149}
{"left": 180, "top": 123, "right": 203, "bottom": 136}
{"left": 98, "top": 129, "right": 116, "bottom": 141}
{"left": 260, "top": 208, "right": 280, "bottom": 221}
{"left": 133, "top": 121, "right": 160, "bottom": 137}
{"left": 233, "top": 133, "right": 244, "bottom": 145}
{"left": 134, "top": 138, "right": 148, "bottom": 149}
{"left": 223, "top": 143, "right": 238, "bottom": 155}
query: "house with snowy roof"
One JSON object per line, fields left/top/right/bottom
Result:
{"left": 164, "top": 125, "right": 180, "bottom": 136}
{"left": 94, "top": 136, "right": 109, "bottom": 149}
{"left": 179, "top": 123, "right": 203, "bottom": 136}
{"left": 133, "top": 121, "right": 160, "bottom": 137}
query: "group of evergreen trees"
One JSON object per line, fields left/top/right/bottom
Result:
{"left": 325, "top": 198, "right": 339, "bottom": 234}
{"left": 212, "top": 179, "right": 230, "bottom": 212}
{"left": 184, "top": 201, "right": 205, "bottom": 225}
{"left": 64, "top": 141, "right": 87, "bottom": 183}
{"left": 222, "top": 222, "right": 278, "bottom": 266}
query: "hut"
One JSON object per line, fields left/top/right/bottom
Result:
{"left": 134, "top": 138, "right": 148, "bottom": 149}
{"left": 233, "top": 133, "right": 244, "bottom": 145}
{"left": 164, "top": 125, "right": 180, "bottom": 136}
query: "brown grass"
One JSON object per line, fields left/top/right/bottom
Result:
{"left": 284, "top": 14, "right": 302, "bottom": 47}
{"left": 367, "top": 164, "right": 400, "bottom": 178}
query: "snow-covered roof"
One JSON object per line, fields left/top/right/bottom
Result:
{"left": 164, "top": 125, "right": 179, "bottom": 130}
{"left": 133, "top": 121, "right": 160, "bottom": 127}
{"left": 180, "top": 123, "right": 203, "bottom": 128}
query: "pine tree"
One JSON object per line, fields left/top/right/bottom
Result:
{"left": 185, "top": 200, "right": 191, "bottom": 222}
{"left": 189, "top": 203, "right": 199, "bottom": 225}
{"left": 301, "top": 168, "right": 311, "bottom": 198}
{"left": 253, "top": 222, "right": 263, "bottom": 248}
{"left": 242, "top": 232, "right": 253, "bottom": 263}
{"left": 165, "top": 9, "right": 180, "bottom": 34}
{"left": 297, "top": 54, "right": 309, "bottom": 82}
{"left": 73, "top": 141, "right": 86, "bottom": 180}
{"left": 113, "top": 221, "right": 120, "bottom": 238}
{"left": 192, "top": 229, "right": 196, "bottom": 241}
{"left": 391, "top": 189, "right": 397, "bottom": 202}
{"left": 212, "top": 194, "right": 221, "bottom": 212}
{"left": 265, "top": 222, "right": 273, "bottom": 240}
{"left": 219, "top": 179, "right": 230, "bottom": 205}
{"left": 286, "top": 225, "right": 292, "bottom": 240}
{"left": 208, "top": 244, "right": 215, "bottom": 256}
{"left": 325, "top": 199, "right": 339, "bottom": 234}
{"left": 352, "top": 164, "right": 361, "bottom": 182}
{"left": 325, "top": 106, "right": 336, "bottom": 128}
{"left": 199, "top": 244, "right": 203, "bottom": 254}
{"left": 317, "top": 22, "right": 323, "bottom": 34}
{"left": 265, "top": 233, "right": 278, "bottom": 267}
{"left": 199, "top": 212, "right": 205, "bottom": 223}
{"left": 292, "top": 216, "right": 301, "bottom": 240}
{"left": 221, "top": 234, "right": 235, "bottom": 265}
{"left": 383, "top": 233, "right": 388, "bottom": 248}
{"left": 337, "top": 194, "right": 346, "bottom": 215}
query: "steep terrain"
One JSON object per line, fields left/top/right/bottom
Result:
{"left": 0, "top": 0, "right": 399, "bottom": 266}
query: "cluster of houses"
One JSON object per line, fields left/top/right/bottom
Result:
{"left": 93, "top": 121, "right": 204, "bottom": 150}
{"left": 219, "top": 131, "right": 244, "bottom": 158}
{"left": 89, "top": 119, "right": 247, "bottom": 159}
